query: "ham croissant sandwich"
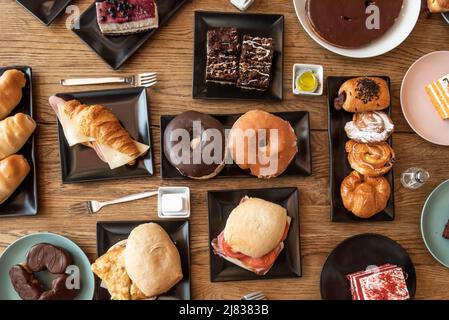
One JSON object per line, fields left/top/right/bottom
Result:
{"left": 212, "top": 197, "right": 291, "bottom": 275}
{"left": 49, "top": 96, "right": 149, "bottom": 170}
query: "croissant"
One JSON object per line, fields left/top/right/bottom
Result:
{"left": 341, "top": 171, "right": 391, "bottom": 219}
{"left": 428, "top": 0, "right": 449, "bottom": 12}
{"left": 0, "top": 113, "right": 36, "bottom": 160}
{"left": 0, "top": 70, "right": 26, "bottom": 120}
{"left": 0, "top": 155, "right": 30, "bottom": 205}
{"left": 63, "top": 100, "right": 140, "bottom": 158}
{"left": 346, "top": 140, "right": 395, "bottom": 176}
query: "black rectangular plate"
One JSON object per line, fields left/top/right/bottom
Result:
{"left": 0, "top": 66, "right": 37, "bottom": 218}
{"left": 160, "top": 111, "right": 312, "bottom": 179}
{"left": 16, "top": 0, "right": 72, "bottom": 26}
{"left": 193, "top": 11, "right": 284, "bottom": 100}
{"left": 208, "top": 187, "right": 301, "bottom": 282}
{"left": 56, "top": 87, "right": 154, "bottom": 183}
{"left": 96, "top": 220, "right": 190, "bottom": 300}
{"left": 327, "top": 76, "right": 395, "bottom": 222}
{"left": 73, "top": 0, "right": 189, "bottom": 70}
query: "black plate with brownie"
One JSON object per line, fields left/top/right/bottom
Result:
{"left": 193, "top": 11, "right": 284, "bottom": 100}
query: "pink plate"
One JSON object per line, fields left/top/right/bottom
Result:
{"left": 401, "top": 51, "right": 449, "bottom": 146}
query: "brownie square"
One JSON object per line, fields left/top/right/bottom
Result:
{"left": 237, "top": 35, "right": 274, "bottom": 91}
{"left": 206, "top": 54, "right": 239, "bottom": 84}
{"left": 207, "top": 28, "right": 240, "bottom": 55}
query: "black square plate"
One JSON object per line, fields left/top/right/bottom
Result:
{"left": 16, "top": 0, "right": 72, "bottom": 26}
{"left": 207, "top": 187, "right": 301, "bottom": 282}
{"left": 73, "top": 0, "right": 189, "bottom": 70}
{"left": 55, "top": 87, "right": 154, "bottom": 183}
{"left": 0, "top": 66, "right": 37, "bottom": 218}
{"left": 327, "top": 76, "right": 395, "bottom": 222}
{"left": 96, "top": 220, "right": 190, "bottom": 300}
{"left": 193, "top": 11, "right": 284, "bottom": 100}
{"left": 160, "top": 111, "right": 312, "bottom": 179}
{"left": 320, "top": 233, "right": 416, "bottom": 300}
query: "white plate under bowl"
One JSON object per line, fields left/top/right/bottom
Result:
{"left": 292, "top": 0, "right": 420, "bottom": 58}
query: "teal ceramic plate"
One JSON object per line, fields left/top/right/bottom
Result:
{"left": 442, "top": 13, "right": 449, "bottom": 24}
{"left": 421, "top": 179, "right": 449, "bottom": 268}
{"left": 0, "top": 232, "right": 95, "bottom": 300}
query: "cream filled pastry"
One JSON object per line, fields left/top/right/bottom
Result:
{"left": 345, "top": 111, "right": 394, "bottom": 143}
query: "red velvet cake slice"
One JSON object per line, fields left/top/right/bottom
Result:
{"left": 96, "top": 0, "right": 159, "bottom": 36}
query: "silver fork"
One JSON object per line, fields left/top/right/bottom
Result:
{"left": 241, "top": 291, "right": 267, "bottom": 300}
{"left": 60, "top": 72, "right": 157, "bottom": 88}
{"left": 69, "top": 191, "right": 158, "bottom": 214}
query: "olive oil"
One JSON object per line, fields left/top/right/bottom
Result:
{"left": 296, "top": 71, "right": 318, "bottom": 92}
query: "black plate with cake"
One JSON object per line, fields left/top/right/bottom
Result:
{"left": 328, "top": 76, "right": 395, "bottom": 222}
{"left": 320, "top": 234, "right": 416, "bottom": 300}
{"left": 16, "top": 0, "right": 72, "bottom": 26}
{"left": 94, "top": 220, "right": 190, "bottom": 300}
{"left": 73, "top": 0, "right": 189, "bottom": 69}
{"left": 0, "top": 66, "right": 37, "bottom": 218}
{"left": 160, "top": 110, "right": 311, "bottom": 180}
{"left": 52, "top": 87, "right": 153, "bottom": 183}
{"left": 208, "top": 187, "right": 301, "bottom": 282}
{"left": 193, "top": 11, "right": 284, "bottom": 100}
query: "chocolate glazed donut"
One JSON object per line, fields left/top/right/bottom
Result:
{"left": 164, "top": 111, "right": 225, "bottom": 179}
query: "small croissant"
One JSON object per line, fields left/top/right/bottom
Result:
{"left": 63, "top": 100, "right": 140, "bottom": 158}
{"left": 0, "top": 70, "right": 26, "bottom": 120}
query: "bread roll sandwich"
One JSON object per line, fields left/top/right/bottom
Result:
{"left": 0, "top": 155, "right": 30, "bottom": 205}
{"left": 91, "top": 223, "right": 183, "bottom": 300}
{"left": 211, "top": 197, "right": 291, "bottom": 275}
{"left": 0, "top": 113, "right": 36, "bottom": 160}
{"left": 49, "top": 96, "right": 149, "bottom": 170}
{"left": 0, "top": 70, "right": 26, "bottom": 120}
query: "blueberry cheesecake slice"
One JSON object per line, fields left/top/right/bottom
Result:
{"left": 96, "top": 0, "right": 159, "bottom": 36}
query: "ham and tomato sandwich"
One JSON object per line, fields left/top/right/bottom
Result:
{"left": 211, "top": 197, "right": 291, "bottom": 276}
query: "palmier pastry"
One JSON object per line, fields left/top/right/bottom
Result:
{"left": 163, "top": 111, "right": 225, "bottom": 179}
{"left": 334, "top": 77, "right": 390, "bottom": 112}
{"left": 345, "top": 111, "right": 394, "bottom": 143}
{"left": 228, "top": 110, "right": 298, "bottom": 179}
{"left": 341, "top": 171, "right": 391, "bottom": 218}
{"left": 346, "top": 140, "right": 395, "bottom": 176}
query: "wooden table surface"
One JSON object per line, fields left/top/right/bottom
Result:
{"left": 1, "top": 0, "right": 449, "bottom": 300}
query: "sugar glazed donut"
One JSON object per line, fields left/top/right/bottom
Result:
{"left": 228, "top": 110, "right": 298, "bottom": 178}
{"left": 163, "top": 111, "right": 225, "bottom": 179}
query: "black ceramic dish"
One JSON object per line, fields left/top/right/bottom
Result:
{"left": 96, "top": 220, "right": 190, "bottom": 300}
{"left": 73, "top": 0, "right": 189, "bottom": 70}
{"left": 320, "top": 233, "right": 416, "bottom": 300}
{"left": 207, "top": 187, "right": 301, "bottom": 282}
{"left": 160, "top": 111, "right": 312, "bottom": 179}
{"left": 327, "top": 76, "right": 395, "bottom": 222}
{"left": 193, "top": 11, "right": 284, "bottom": 100}
{"left": 55, "top": 87, "right": 154, "bottom": 183}
{"left": 16, "top": 0, "right": 72, "bottom": 26}
{"left": 0, "top": 66, "right": 37, "bottom": 218}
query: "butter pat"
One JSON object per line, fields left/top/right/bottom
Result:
{"left": 230, "top": 0, "right": 254, "bottom": 11}
{"left": 161, "top": 194, "right": 185, "bottom": 214}
{"left": 157, "top": 187, "right": 190, "bottom": 219}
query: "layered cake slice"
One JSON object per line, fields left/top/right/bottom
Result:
{"left": 96, "top": 0, "right": 159, "bottom": 36}
{"left": 237, "top": 36, "right": 274, "bottom": 91}
{"left": 425, "top": 73, "right": 449, "bottom": 120}
{"left": 206, "top": 28, "right": 240, "bottom": 84}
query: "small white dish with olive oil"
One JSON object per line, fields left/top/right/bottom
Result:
{"left": 292, "top": 64, "right": 323, "bottom": 96}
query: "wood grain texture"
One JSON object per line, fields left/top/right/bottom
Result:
{"left": 0, "top": 0, "right": 448, "bottom": 300}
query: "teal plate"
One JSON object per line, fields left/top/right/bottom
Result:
{"left": 421, "top": 179, "right": 449, "bottom": 268}
{"left": 0, "top": 232, "right": 95, "bottom": 300}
